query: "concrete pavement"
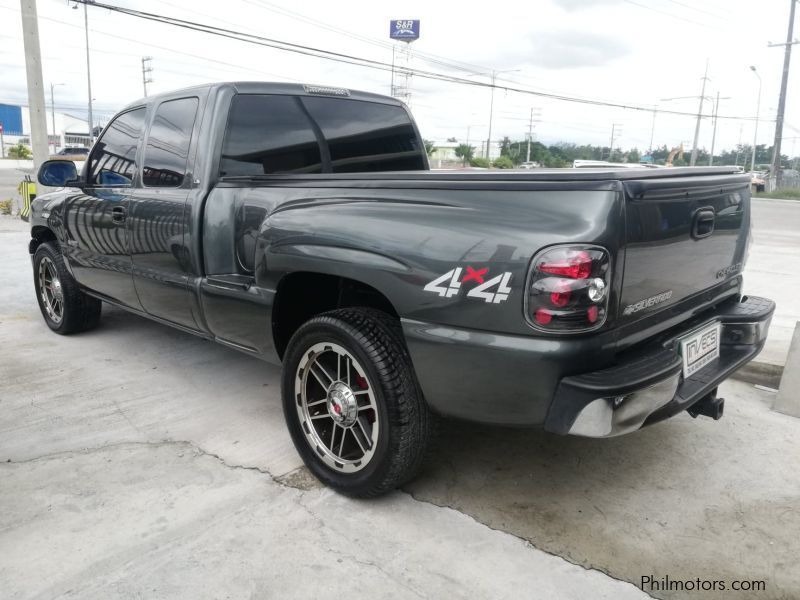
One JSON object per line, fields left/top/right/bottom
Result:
{"left": 0, "top": 214, "right": 650, "bottom": 599}
{"left": 2, "top": 192, "right": 799, "bottom": 599}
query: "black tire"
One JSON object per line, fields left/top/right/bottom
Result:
{"left": 33, "top": 241, "right": 101, "bottom": 334}
{"left": 281, "top": 308, "right": 436, "bottom": 498}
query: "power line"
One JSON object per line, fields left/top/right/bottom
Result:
{"left": 69, "top": 0, "right": 766, "bottom": 123}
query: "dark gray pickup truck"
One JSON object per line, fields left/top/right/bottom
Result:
{"left": 30, "top": 82, "right": 774, "bottom": 496}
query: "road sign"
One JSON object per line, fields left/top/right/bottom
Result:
{"left": 390, "top": 20, "right": 420, "bottom": 41}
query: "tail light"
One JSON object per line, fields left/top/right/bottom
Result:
{"left": 525, "top": 244, "right": 611, "bottom": 333}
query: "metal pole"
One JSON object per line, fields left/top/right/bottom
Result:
{"left": 690, "top": 60, "right": 709, "bottom": 166}
{"left": 0, "top": 127, "right": 5, "bottom": 158}
{"left": 609, "top": 123, "right": 616, "bottom": 159}
{"left": 486, "top": 71, "right": 496, "bottom": 159}
{"left": 769, "top": 0, "right": 797, "bottom": 188}
{"left": 526, "top": 107, "right": 533, "bottom": 163}
{"left": 750, "top": 66, "right": 762, "bottom": 172}
{"left": 84, "top": 1, "right": 94, "bottom": 145}
{"left": 649, "top": 105, "right": 657, "bottom": 151}
{"left": 19, "top": 0, "right": 49, "bottom": 172}
{"left": 50, "top": 82, "right": 55, "bottom": 151}
{"left": 709, "top": 92, "right": 720, "bottom": 166}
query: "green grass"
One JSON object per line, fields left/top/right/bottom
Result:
{"left": 755, "top": 188, "right": 800, "bottom": 200}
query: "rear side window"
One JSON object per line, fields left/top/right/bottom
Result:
{"left": 142, "top": 97, "right": 199, "bottom": 187}
{"left": 302, "top": 97, "right": 425, "bottom": 173}
{"left": 220, "top": 95, "right": 322, "bottom": 176}
{"left": 88, "top": 107, "right": 146, "bottom": 186}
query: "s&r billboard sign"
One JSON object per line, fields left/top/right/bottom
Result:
{"left": 390, "top": 20, "right": 420, "bottom": 41}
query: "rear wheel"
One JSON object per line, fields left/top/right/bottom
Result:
{"left": 33, "top": 241, "right": 101, "bottom": 334}
{"left": 281, "top": 308, "right": 435, "bottom": 497}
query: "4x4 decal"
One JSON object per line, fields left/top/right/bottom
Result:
{"left": 424, "top": 267, "right": 512, "bottom": 304}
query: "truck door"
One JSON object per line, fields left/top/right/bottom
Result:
{"left": 129, "top": 96, "right": 201, "bottom": 330}
{"left": 63, "top": 107, "right": 146, "bottom": 308}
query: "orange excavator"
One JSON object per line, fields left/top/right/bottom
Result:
{"left": 665, "top": 144, "right": 684, "bottom": 167}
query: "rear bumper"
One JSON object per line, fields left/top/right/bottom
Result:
{"left": 403, "top": 295, "right": 774, "bottom": 431}
{"left": 544, "top": 295, "right": 775, "bottom": 437}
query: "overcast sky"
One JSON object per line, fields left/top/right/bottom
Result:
{"left": 1, "top": 0, "right": 799, "bottom": 156}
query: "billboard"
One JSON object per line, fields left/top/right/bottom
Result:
{"left": 389, "top": 20, "right": 420, "bottom": 41}
{"left": 0, "top": 104, "right": 23, "bottom": 136}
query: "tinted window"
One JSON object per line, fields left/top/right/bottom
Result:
{"left": 88, "top": 108, "right": 146, "bottom": 186}
{"left": 142, "top": 97, "right": 198, "bottom": 187}
{"left": 220, "top": 95, "right": 322, "bottom": 176}
{"left": 301, "top": 97, "right": 425, "bottom": 173}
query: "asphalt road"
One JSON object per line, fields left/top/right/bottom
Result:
{"left": 1, "top": 210, "right": 799, "bottom": 599}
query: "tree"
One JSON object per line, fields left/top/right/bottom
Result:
{"left": 446, "top": 137, "right": 458, "bottom": 143}
{"left": 423, "top": 139, "right": 435, "bottom": 157}
{"left": 8, "top": 142, "right": 32, "bottom": 160}
{"left": 500, "top": 136, "right": 512, "bottom": 157}
{"left": 454, "top": 143, "right": 475, "bottom": 166}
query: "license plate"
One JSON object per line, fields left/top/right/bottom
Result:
{"left": 679, "top": 322, "right": 721, "bottom": 378}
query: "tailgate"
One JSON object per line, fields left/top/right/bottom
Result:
{"left": 619, "top": 174, "right": 751, "bottom": 323}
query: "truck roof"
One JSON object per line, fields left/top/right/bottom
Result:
{"left": 123, "top": 81, "right": 404, "bottom": 110}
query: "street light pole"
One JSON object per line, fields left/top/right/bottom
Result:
{"left": 484, "top": 68, "right": 520, "bottom": 160}
{"left": 50, "top": 82, "right": 63, "bottom": 152}
{"left": 749, "top": 66, "right": 762, "bottom": 172}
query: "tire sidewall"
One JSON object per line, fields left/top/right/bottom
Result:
{"left": 281, "top": 317, "right": 397, "bottom": 494}
{"left": 33, "top": 243, "right": 66, "bottom": 333}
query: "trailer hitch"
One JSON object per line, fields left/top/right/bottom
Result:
{"left": 687, "top": 388, "right": 725, "bottom": 420}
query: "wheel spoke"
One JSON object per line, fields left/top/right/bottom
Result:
{"left": 338, "top": 426, "right": 347, "bottom": 456}
{"left": 352, "top": 422, "right": 368, "bottom": 454}
{"left": 309, "top": 364, "right": 331, "bottom": 390}
{"left": 310, "top": 413, "right": 331, "bottom": 420}
{"left": 306, "top": 399, "right": 327, "bottom": 408}
{"left": 330, "top": 423, "right": 339, "bottom": 450}
{"left": 353, "top": 390, "right": 370, "bottom": 396}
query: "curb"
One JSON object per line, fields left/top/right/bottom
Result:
{"left": 730, "top": 360, "right": 784, "bottom": 388}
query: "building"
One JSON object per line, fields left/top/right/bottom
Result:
{"left": 0, "top": 103, "right": 90, "bottom": 156}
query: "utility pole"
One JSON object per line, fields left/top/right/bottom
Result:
{"left": 708, "top": 93, "right": 731, "bottom": 166}
{"left": 690, "top": 59, "right": 710, "bottom": 166}
{"left": 608, "top": 123, "right": 622, "bottom": 160}
{"left": 525, "top": 107, "right": 542, "bottom": 163}
{"left": 768, "top": 0, "right": 798, "bottom": 188}
{"left": 19, "top": 0, "right": 49, "bottom": 172}
{"left": 750, "top": 66, "right": 762, "bottom": 172}
{"left": 649, "top": 105, "right": 658, "bottom": 152}
{"left": 141, "top": 56, "right": 153, "bottom": 97}
{"left": 486, "top": 71, "right": 497, "bottom": 160}
{"left": 77, "top": 0, "right": 96, "bottom": 145}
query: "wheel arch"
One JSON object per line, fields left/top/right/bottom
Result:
{"left": 272, "top": 271, "right": 400, "bottom": 360}
{"left": 29, "top": 226, "right": 57, "bottom": 255}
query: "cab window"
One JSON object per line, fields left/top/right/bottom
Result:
{"left": 142, "top": 97, "right": 199, "bottom": 187}
{"left": 88, "top": 107, "right": 146, "bottom": 186}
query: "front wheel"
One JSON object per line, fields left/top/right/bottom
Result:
{"left": 33, "top": 241, "right": 101, "bottom": 334}
{"left": 281, "top": 308, "right": 435, "bottom": 497}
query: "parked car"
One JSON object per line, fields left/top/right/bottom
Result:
{"left": 30, "top": 82, "right": 774, "bottom": 497}
{"left": 50, "top": 146, "right": 90, "bottom": 160}
{"left": 518, "top": 161, "right": 540, "bottom": 169}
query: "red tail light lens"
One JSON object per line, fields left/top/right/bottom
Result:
{"left": 526, "top": 245, "right": 611, "bottom": 333}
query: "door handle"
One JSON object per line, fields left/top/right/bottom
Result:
{"left": 111, "top": 206, "right": 127, "bottom": 224}
{"left": 691, "top": 208, "right": 715, "bottom": 239}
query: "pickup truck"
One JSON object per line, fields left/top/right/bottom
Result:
{"left": 30, "top": 82, "right": 774, "bottom": 497}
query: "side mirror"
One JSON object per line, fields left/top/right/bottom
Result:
{"left": 37, "top": 160, "right": 79, "bottom": 187}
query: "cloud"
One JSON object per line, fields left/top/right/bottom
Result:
{"left": 516, "top": 30, "right": 631, "bottom": 69}
{"left": 552, "top": 0, "right": 623, "bottom": 11}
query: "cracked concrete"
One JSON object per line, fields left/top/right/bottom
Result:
{"left": 0, "top": 441, "right": 649, "bottom": 599}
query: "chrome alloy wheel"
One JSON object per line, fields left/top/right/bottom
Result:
{"left": 295, "top": 342, "right": 379, "bottom": 472}
{"left": 38, "top": 256, "right": 64, "bottom": 325}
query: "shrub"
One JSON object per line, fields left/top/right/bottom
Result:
{"left": 493, "top": 156, "right": 514, "bottom": 169}
{"left": 469, "top": 157, "right": 490, "bottom": 168}
{"left": 0, "top": 199, "right": 13, "bottom": 215}
{"left": 7, "top": 143, "right": 32, "bottom": 160}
